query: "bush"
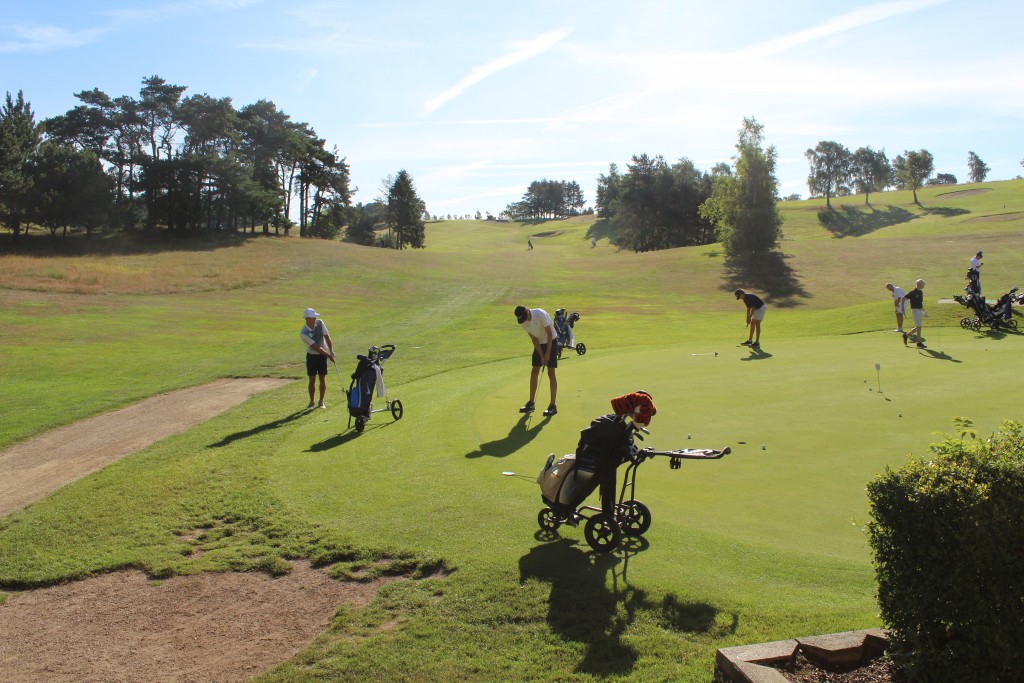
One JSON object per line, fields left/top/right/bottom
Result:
{"left": 866, "top": 418, "right": 1024, "bottom": 682}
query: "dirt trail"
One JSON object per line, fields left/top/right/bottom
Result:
{"left": 0, "top": 377, "right": 409, "bottom": 682}
{"left": 0, "top": 377, "right": 291, "bottom": 517}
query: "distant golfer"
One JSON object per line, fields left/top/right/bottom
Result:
{"left": 514, "top": 305, "right": 558, "bottom": 416}
{"left": 734, "top": 289, "right": 766, "bottom": 350}
{"left": 301, "top": 307, "right": 335, "bottom": 409}
{"left": 967, "top": 250, "right": 982, "bottom": 295}
{"left": 885, "top": 283, "right": 906, "bottom": 333}
{"left": 900, "top": 280, "right": 927, "bottom": 349}
{"left": 528, "top": 238, "right": 533, "bottom": 250}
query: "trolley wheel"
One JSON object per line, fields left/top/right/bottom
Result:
{"left": 391, "top": 399, "right": 404, "bottom": 421}
{"left": 617, "top": 499, "right": 652, "bottom": 537}
{"left": 584, "top": 513, "right": 622, "bottom": 553}
{"left": 1008, "top": 319, "right": 1018, "bottom": 330}
{"left": 355, "top": 417, "right": 366, "bottom": 433}
{"left": 575, "top": 343, "right": 586, "bottom": 355}
{"left": 538, "top": 508, "right": 560, "bottom": 531}
{"left": 971, "top": 318, "right": 982, "bottom": 331}
{"left": 960, "top": 318, "right": 971, "bottom": 329}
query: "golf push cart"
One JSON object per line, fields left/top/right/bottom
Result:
{"left": 553, "top": 308, "right": 586, "bottom": 359}
{"left": 536, "top": 416, "right": 729, "bottom": 553}
{"left": 340, "top": 344, "right": 403, "bottom": 433}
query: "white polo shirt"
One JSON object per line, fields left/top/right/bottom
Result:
{"left": 520, "top": 308, "right": 554, "bottom": 344}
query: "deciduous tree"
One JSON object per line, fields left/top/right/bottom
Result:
{"left": 967, "top": 151, "right": 989, "bottom": 184}
{"left": 700, "top": 117, "right": 783, "bottom": 258}
{"left": 892, "top": 150, "right": 934, "bottom": 204}
{"left": 805, "top": 140, "right": 851, "bottom": 207}
{"left": 850, "top": 147, "right": 891, "bottom": 205}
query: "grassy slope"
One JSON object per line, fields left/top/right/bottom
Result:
{"left": 1, "top": 180, "right": 1023, "bottom": 681}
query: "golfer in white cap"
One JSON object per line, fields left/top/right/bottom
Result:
{"left": 300, "top": 307, "right": 335, "bottom": 409}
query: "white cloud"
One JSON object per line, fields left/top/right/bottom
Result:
{"left": 420, "top": 28, "right": 572, "bottom": 116}
{"left": 0, "top": 24, "right": 104, "bottom": 53}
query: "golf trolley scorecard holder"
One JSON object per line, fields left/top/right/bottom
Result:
{"left": 536, "top": 423, "right": 729, "bottom": 553}
{"left": 341, "top": 344, "right": 404, "bottom": 433}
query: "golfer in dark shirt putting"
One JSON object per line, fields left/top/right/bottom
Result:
{"left": 735, "top": 289, "right": 766, "bottom": 350}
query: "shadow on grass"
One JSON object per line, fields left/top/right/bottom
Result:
{"left": 816, "top": 204, "right": 917, "bottom": 237}
{"left": 722, "top": 251, "right": 809, "bottom": 308}
{"left": 921, "top": 349, "right": 961, "bottom": 363}
{"left": 919, "top": 205, "right": 970, "bottom": 218}
{"left": 209, "top": 410, "right": 307, "bottom": 448}
{"left": 306, "top": 414, "right": 403, "bottom": 451}
{"left": 1, "top": 228, "right": 271, "bottom": 257}
{"left": 740, "top": 348, "right": 773, "bottom": 361}
{"left": 519, "top": 537, "right": 734, "bottom": 677}
{"left": 465, "top": 414, "right": 551, "bottom": 459}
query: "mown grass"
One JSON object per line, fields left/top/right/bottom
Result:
{"left": 1, "top": 180, "right": 1023, "bottom": 681}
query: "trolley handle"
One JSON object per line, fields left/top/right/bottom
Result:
{"left": 640, "top": 446, "right": 731, "bottom": 469}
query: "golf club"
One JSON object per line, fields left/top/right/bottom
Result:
{"left": 691, "top": 352, "right": 718, "bottom": 356}
{"left": 501, "top": 471, "right": 535, "bottom": 482}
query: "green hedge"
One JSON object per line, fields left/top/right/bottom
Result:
{"left": 867, "top": 418, "right": 1024, "bottom": 683}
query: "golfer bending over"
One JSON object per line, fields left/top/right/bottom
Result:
{"left": 514, "top": 305, "right": 558, "bottom": 416}
{"left": 301, "top": 307, "right": 335, "bottom": 409}
{"left": 885, "top": 283, "right": 906, "bottom": 333}
{"left": 735, "top": 289, "right": 766, "bottom": 350}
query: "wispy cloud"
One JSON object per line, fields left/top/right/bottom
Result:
{"left": 104, "top": 0, "right": 264, "bottom": 26}
{"left": 740, "top": 0, "right": 949, "bottom": 58}
{"left": 421, "top": 28, "right": 571, "bottom": 116}
{"left": 0, "top": 24, "right": 105, "bottom": 53}
{"left": 0, "top": 0, "right": 262, "bottom": 54}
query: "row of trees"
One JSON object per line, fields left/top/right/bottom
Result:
{"left": 805, "top": 142, "right": 991, "bottom": 206}
{"left": 0, "top": 78, "right": 432, "bottom": 249}
{"left": 593, "top": 155, "right": 716, "bottom": 252}
{"left": 1, "top": 77, "right": 354, "bottom": 240}
{"left": 501, "top": 179, "right": 587, "bottom": 220}
{"left": 588, "top": 117, "right": 783, "bottom": 258}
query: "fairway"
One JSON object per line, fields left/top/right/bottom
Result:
{"left": 2, "top": 181, "right": 1023, "bottom": 682}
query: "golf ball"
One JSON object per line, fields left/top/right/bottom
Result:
{"left": 761, "top": 444, "right": 766, "bottom": 450}
{"left": 899, "top": 412, "right": 903, "bottom": 417}
{"left": 687, "top": 433, "right": 692, "bottom": 439}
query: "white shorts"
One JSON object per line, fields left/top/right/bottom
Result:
{"left": 911, "top": 308, "right": 923, "bottom": 327}
{"left": 752, "top": 305, "right": 766, "bottom": 321}
{"left": 894, "top": 300, "right": 906, "bottom": 314}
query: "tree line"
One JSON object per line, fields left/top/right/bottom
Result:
{"left": 501, "top": 180, "right": 588, "bottom": 220}
{"left": 805, "top": 142, "right": 991, "bottom": 206}
{"left": 0, "top": 77, "right": 427, "bottom": 249}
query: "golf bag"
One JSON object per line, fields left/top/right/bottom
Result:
{"left": 553, "top": 308, "right": 586, "bottom": 358}
{"left": 537, "top": 415, "right": 633, "bottom": 516}
{"left": 954, "top": 286, "right": 1019, "bottom": 331}
{"left": 344, "top": 344, "right": 403, "bottom": 432}
{"left": 966, "top": 269, "right": 981, "bottom": 296}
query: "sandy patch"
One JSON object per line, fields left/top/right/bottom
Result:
{"left": 0, "top": 377, "right": 292, "bottom": 517}
{"left": 0, "top": 560, "right": 396, "bottom": 682}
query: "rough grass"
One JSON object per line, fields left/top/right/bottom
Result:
{"left": 2, "top": 180, "right": 1023, "bottom": 681}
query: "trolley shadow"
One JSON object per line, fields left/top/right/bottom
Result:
{"left": 518, "top": 537, "right": 729, "bottom": 676}
{"left": 465, "top": 414, "right": 550, "bottom": 459}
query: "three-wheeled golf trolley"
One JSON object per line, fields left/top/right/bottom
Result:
{"left": 340, "top": 344, "right": 403, "bottom": 433}
{"left": 536, "top": 415, "right": 728, "bottom": 553}
{"left": 553, "top": 308, "right": 586, "bottom": 359}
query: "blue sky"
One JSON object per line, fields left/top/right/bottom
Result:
{"left": 3, "top": 0, "right": 1022, "bottom": 217}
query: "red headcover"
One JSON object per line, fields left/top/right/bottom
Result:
{"left": 610, "top": 392, "right": 657, "bottom": 426}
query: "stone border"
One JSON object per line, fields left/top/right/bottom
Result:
{"left": 713, "top": 628, "right": 888, "bottom": 683}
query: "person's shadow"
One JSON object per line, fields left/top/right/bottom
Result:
{"left": 518, "top": 537, "right": 729, "bottom": 676}
{"left": 740, "top": 347, "right": 773, "bottom": 361}
{"left": 209, "top": 410, "right": 306, "bottom": 448}
{"left": 465, "top": 414, "right": 550, "bottom": 458}
{"left": 921, "top": 349, "right": 962, "bottom": 363}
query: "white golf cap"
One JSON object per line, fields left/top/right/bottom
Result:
{"left": 303, "top": 307, "right": 318, "bottom": 318}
